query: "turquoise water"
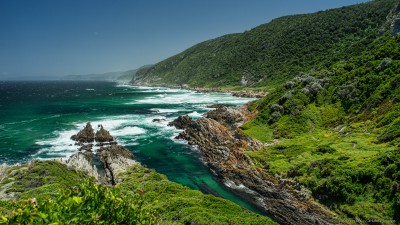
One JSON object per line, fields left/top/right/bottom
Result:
{"left": 0, "top": 80, "right": 263, "bottom": 213}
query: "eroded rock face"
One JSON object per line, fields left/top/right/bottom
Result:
{"left": 170, "top": 105, "right": 337, "bottom": 225}
{"left": 206, "top": 104, "right": 252, "bottom": 129}
{"left": 98, "top": 144, "right": 136, "bottom": 185}
{"left": 66, "top": 153, "right": 99, "bottom": 180}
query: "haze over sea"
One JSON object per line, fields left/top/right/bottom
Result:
{"left": 0, "top": 80, "right": 261, "bottom": 211}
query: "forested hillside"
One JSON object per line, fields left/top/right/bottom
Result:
{"left": 241, "top": 22, "right": 400, "bottom": 224}
{"left": 131, "top": 0, "right": 397, "bottom": 88}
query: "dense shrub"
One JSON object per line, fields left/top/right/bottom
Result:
{"left": 0, "top": 180, "right": 156, "bottom": 224}
{"left": 268, "top": 111, "right": 282, "bottom": 124}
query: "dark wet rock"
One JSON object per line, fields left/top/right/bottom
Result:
{"left": 79, "top": 144, "right": 93, "bottom": 152}
{"left": 168, "top": 115, "right": 194, "bottom": 129}
{"left": 152, "top": 118, "right": 166, "bottom": 122}
{"left": 171, "top": 106, "right": 337, "bottom": 225}
{"left": 95, "top": 141, "right": 117, "bottom": 147}
{"left": 71, "top": 122, "right": 95, "bottom": 143}
{"left": 207, "top": 104, "right": 226, "bottom": 108}
{"left": 95, "top": 125, "right": 114, "bottom": 142}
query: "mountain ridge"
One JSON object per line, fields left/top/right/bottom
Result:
{"left": 131, "top": 0, "right": 397, "bottom": 88}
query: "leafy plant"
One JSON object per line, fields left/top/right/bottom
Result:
{"left": 1, "top": 180, "right": 156, "bottom": 225}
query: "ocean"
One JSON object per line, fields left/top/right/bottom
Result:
{"left": 0, "top": 80, "right": 261, "bottom": 212}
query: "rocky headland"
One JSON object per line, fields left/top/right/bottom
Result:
{"left": 169, "top": 104, "right": 338, "bottom": 225}
{"left": 66, "top": 122, "right": 136, "bottom": 185}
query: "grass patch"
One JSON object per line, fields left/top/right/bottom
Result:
{"left": 246, "top": 128, "right": 399, "bottom": 223}
{"left": 242, "top": 122, "right": 273, "bottom": 143}
{"left": 118, "top": 164, "right": 277, "bottom": 225}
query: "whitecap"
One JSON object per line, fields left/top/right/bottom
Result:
{"left": 112, "top": 126, "right": 146, "bottom": 136}
{"left": 188, "top": 111, "right": 203, "bottom": 119}
{"left": 150, "top": 108, "right": 180, "bottom": 113}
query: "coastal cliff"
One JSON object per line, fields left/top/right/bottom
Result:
{"left": 170, "top": 104, "right": 338, "bottom": 225}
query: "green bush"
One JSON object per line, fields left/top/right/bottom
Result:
{"left": 316, "top": 145, "right": 337, "bottom": 154}
{"left": 0, "top": 180, "right": 156, "bottom": 225}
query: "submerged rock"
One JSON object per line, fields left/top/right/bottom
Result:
{"left": 152, "top": 118, "right": 166, "bottom": 122}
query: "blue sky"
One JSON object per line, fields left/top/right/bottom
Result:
{"left": 0, "top": 0, "right": 369, "bottom": 79}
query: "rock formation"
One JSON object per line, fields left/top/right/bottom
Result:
{"left": 95, "top": 125, "right": 114, "bottom": 143}
{"left": 68, "top": 123, "right": 136, "bottom": 185}
{"left": 71, "top": 122, "right": 95, "bottom": 143}
{"left": 170, "top": 105, "right": 338, "bottom": 225}
{"left": 168, "top": 115, "right": 194, "bottom": 129}
{"left": 98, "top": 145, "right": 135, "bottom": 185}
{"left": 66, "top": 153, "right": 99, "bottom": 180}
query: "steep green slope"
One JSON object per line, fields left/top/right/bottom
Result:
{"left": 0, "top": 161, "right": 276, "bottom": 224}
{"left": 240, "top": 30, "right": 400, "bottom": 223}
{"left": 132, "top": 0, "right": 397, "bottom": 88}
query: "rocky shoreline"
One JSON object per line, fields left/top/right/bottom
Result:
{"left": 184, "top": 86, "right": 267, "bottom": 99}
{"left": 169, "top": 104, "right": 338, "bottom": 225}
{"left": 130, "top": 82, "right": 267, "bottom": 98}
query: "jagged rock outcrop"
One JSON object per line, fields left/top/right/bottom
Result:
{"left": 95, "top": 125, "right": 114, "bottom": 143}
{"left": 71, "top": 122, "right": 95, "bottom": 143}
{"left": 170, "top": 105, "right": 337, "bottom": 225}
{"left": 168, "top": 115, "right": 194, "bottom": 129}
{"left": 69, "top": 124, "right": 136, "bottom": 185}
{"left": 206, "top": 104, "right": 255, "bottom": 129}
{"left": 98, "top": 144, "right": 136, "bottom": 185}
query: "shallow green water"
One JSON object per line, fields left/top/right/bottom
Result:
{"left": 0, "top": 80, "right": 263, "bottom": 213}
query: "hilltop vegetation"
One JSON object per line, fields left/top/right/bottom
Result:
{"left": 132, "top": 0, "right": 397, "bottom": 88}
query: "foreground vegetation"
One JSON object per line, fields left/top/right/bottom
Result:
{"left": 0, "top": 161, "right": 275, "bottom": 224}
